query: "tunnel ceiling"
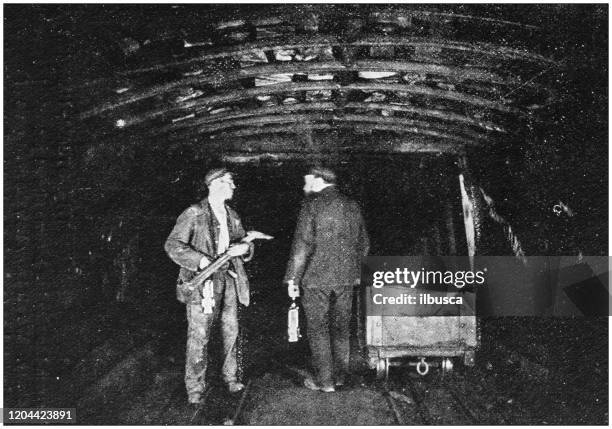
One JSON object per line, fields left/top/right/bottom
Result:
{"left": 8, "top": 4, "right": 579, "bottom": 159}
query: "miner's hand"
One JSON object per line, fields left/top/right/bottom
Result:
{"left": 199, "top": 256, "right": 212, "bottom": 270}
{"left": 227, "top": 242, "right": 250, "bottom": 257}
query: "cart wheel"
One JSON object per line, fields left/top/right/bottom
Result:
{"left": 441, "top": 358, "right": 454, "bottom": 375}
{"left": 375, "top": 358, "right": 389, "bottom": 380}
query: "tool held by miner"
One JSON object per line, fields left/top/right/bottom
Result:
{"left": 183, "top": 230, "right": 273, "bottom": 312}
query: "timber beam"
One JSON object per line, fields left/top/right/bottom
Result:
{"left": 119, "top": 35, "right": 558, "bottom": 77}
{"left": 193, "top": 113, "right": 491, "bottom": 142}
{"left": 198, "top": 133, "right": 468, "bottom": 154}
{"left": 94, "top": 81, "right": 522, "bottom": 126}
{"left": 79, "top": 35, "right": 558, "bottom": 119}
{"left": 154, "top": 102, "right": 505, "bottom": 136}
{"left": 206, "top": 123, "right": 480, "bottom": 146}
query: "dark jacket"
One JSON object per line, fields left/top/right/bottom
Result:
{"left": 284, "top": 186, "right": 370, "bottom": 288}
{"left": 164, "top": 201, "right": 251, "bottom": 306}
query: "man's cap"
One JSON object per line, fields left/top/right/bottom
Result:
{"left": 307, "top": 166, "right": 337, "bottom": 184}
{"left": 204, "top": 168, "right": 232, "bottom": 186}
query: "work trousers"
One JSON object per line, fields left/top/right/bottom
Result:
{"left": 185, "top": 275, "right": 239, "bottom": 398}
{"left": 302, "top": 285, "right": 353, "bottom": 388}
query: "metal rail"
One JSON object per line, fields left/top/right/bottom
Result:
{"left": 226, "top": 379, "right": 254, "bottom": 425}
{"left": 188, "top": 379, "right": 253, "bottom": 425}
{"left": 382, "top": 387, "right": 406, "bottom": 425}
{"left": 403, "top": 378, "right": 435, "bottom": 425}
{"left": 442, "top": 378, "right": 480, "bottom": 424}
{"left": 189, "top": 385, "right": 214, "bottom": 424}
{"left": 389, "top": 370, "right": 482, "bottom": 425}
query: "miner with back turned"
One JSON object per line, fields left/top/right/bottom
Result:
{"left": 285, "top": 166, "right": 370, "bottom": 392}
{"left": 164, "top": 168, "right": 253, "bottom": 404}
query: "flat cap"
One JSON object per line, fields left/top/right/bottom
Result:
{"left": 204, "top": 168, "right": 231, "bottom": 186}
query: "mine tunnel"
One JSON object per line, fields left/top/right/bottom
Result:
{"left": 4, "top": 4, "right": 608, "bottom": 425}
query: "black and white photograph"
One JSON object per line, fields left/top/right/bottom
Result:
{"left": 3, "top": 3, "right": 609, "bottom": 426}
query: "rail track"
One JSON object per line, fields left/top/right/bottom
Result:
{"left": 377, "top": 365, "right": 482, "bottom": 425}
{"left": 186, "top": 356, "right": 484, "bottom": 425}
{"left": 189, "top": 379, "right": 254, "bottom": 425}
{"left": 182, "top": 299, "right": 485, "bottom": 425}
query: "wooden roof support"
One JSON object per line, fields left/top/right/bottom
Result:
{"left": 157, "top": 102, "right": 336, "bottom": 133}
{"left": 343, "top": 102, "right": 506, "bottom": 132}
{"left": 200, "top": 132, "right": 467, "bottom": 154}
{"left": 337, "top": 115, "right": 489, "bottom": 141}
{"left": 219, "top": 145, "right": 461, "bottom": 163}
{"left": 97, "top": 80, "right": 522, "bottom": 127}
{"left": 201, "top": 113, "right": 334, "bottom": 133}
{"left": 194, "top": 113, "right": 490, "bottom": 142}
{"left": 207, "top": 123, "right": 479, "bottom": 146}
{"left": 355, "top": 60, "right": 514, "bottom": 84}
{"left": 104, "top": 84, "right": 529, "bottom": 138}
{"left": 119, "top": 35, "right": 558, "bottom": 76}
{"left": 195, "top": 81, "right": 520, "bottom": 112}
{"left": 398, "top": 9, "right": 540, "bottom": 30}
{"left": 209, "top": 123, "right": 334, "bottom": 139}
{"left": 349, "top": 82, "right": 518, "bottom": 112}
{"left": 243, "top": 7, "right": 541, "bottom": 32}
{"left": 140, "top": 60, "right": 522, "bottom": 94}
{"left": 348, "top": 123, "right": 478, "bottom": 144}
{"left": 79, "top": 76, "right": 205, "bottom": 119}
{"left": 80, "top": 66, "right": 532, "bottom": 123}
{"left": 223, "top": 60, "right": 519, "bottom": 86}
{"left": 78, "top": 33, "right": 558, "bottom": 120}
{"left": 154, "top": 101, "right": 505, "bottom": 136}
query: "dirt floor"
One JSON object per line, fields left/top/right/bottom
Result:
{"left": 46, "top": 297, "right": 608, "bottom": 425}
{"left": 5, "top": 270, "right": 608, "bottom": 425}
{"left": 70, "top": 319, "right": 608, "bottom": 425}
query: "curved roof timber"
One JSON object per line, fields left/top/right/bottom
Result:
{"left": 105, "top": 81, "right": 527, "bottom": 132}
{"left": 82, "top": 39, "right": 557, "bottom": 119}
{"left": 218, "top": 151, "right": 456, "bottom": 163}
{"left": 192, "top": 113, "right": 491, "bottom": 142}
{"left": 204, "top": 122, "right": 482, "bottom": 147}
{"left": 74, "top": 7, "right": 562, "bottom": 155}
{"left": 155, "top": 102, "right": 505, "bottom": 136}
{"left": 121, "top": 36, "right": 558, "bottom": 77}
{"left": 201, "top": 82, "right": 522, "bottom": 113}
{"left": 82, "top": 63, "right": 543, "bottom": 120}
{"left": 343, "top": 103, "right": 506, "bottom": 131}
{"left": 202, "top": 129, "right": 471, "bottom": 155}
{"left": 123, "top": 60, "right": 533, "bottom": 94}
{"left": 236, "top": 61, "right": 517, "bottom": 85}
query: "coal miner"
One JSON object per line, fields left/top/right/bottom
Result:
{"left": 285, "top": 167, "right": 370, "bottom": 392}
{"left": 165, "top": 168, "right": 254, "bottom": 403}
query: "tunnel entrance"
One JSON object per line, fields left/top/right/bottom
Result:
{"left": 230, "top": 153, "right": 467, "bottom": 283}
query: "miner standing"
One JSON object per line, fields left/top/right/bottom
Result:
{"left": 165, "top": 168, "right": 253, "bottom": 403}
{"left": 285, "top": 166, "right": 370, "bottom": 392}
